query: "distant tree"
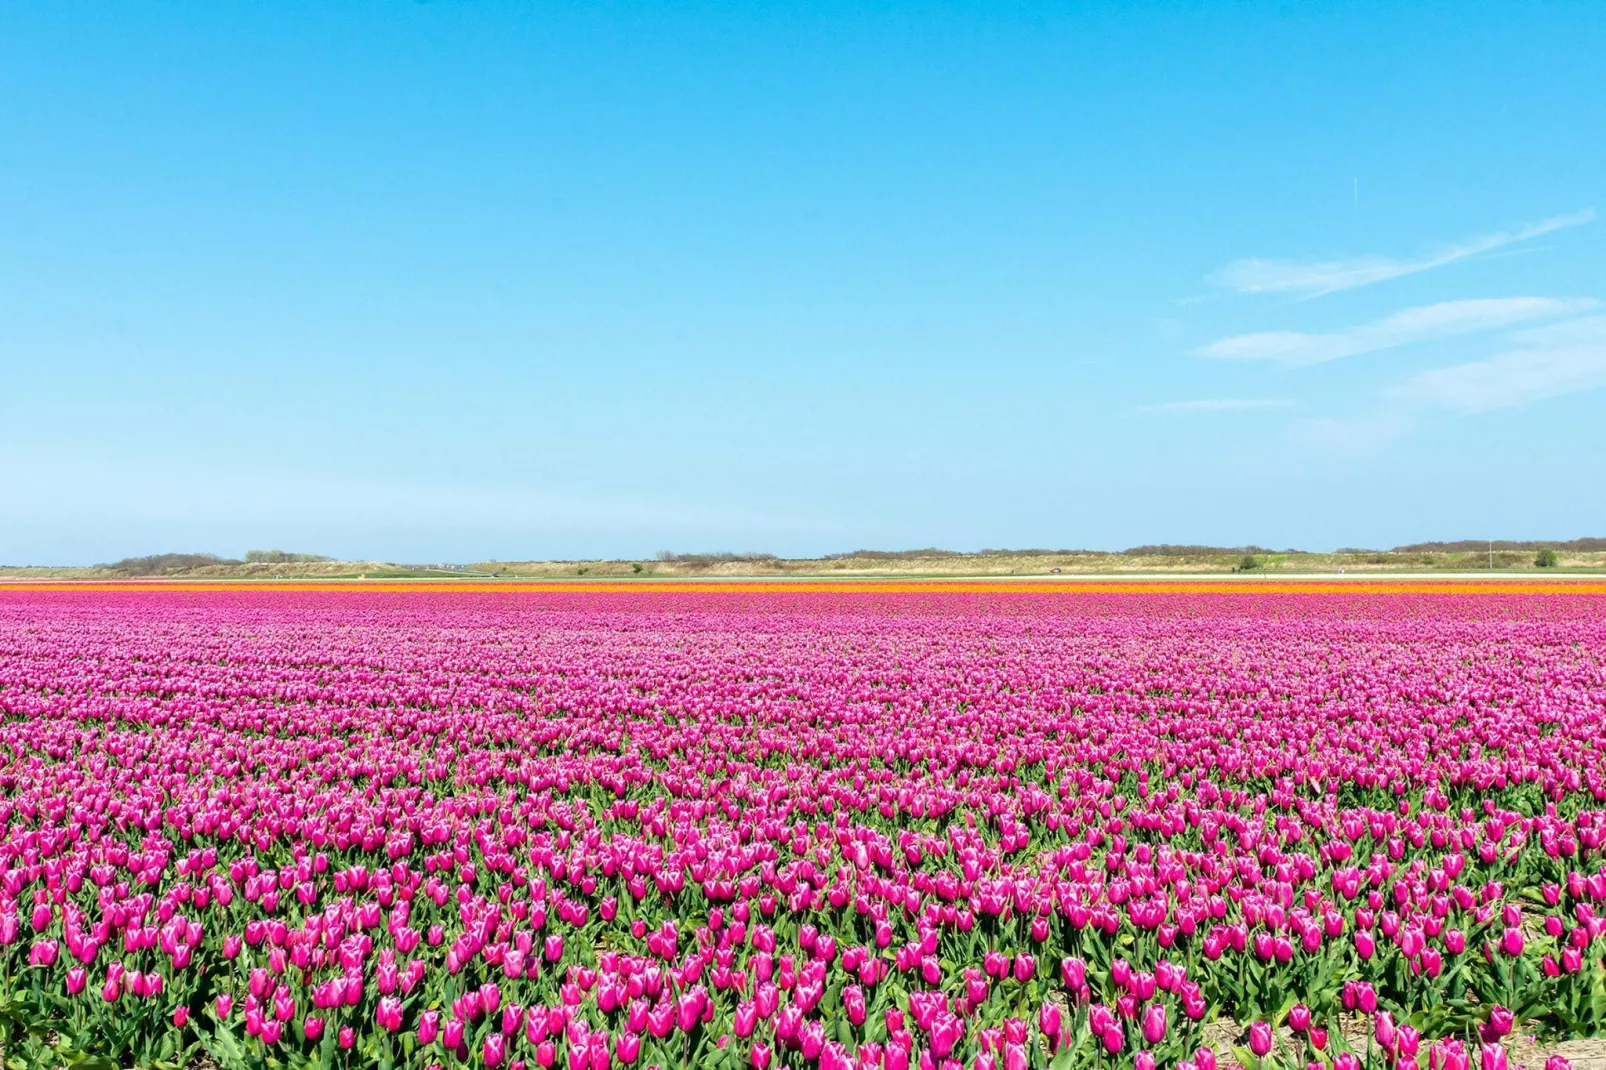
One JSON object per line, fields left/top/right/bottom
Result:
{"left": 246, "top": 550, "right": 332, "bottom": 563}
{"left": 1239, "top": 555, "right": 1261, "bottom": 571}
{"left": 822, "top": 548, "right": 964, "bottom": 561}
{"left": 1536, "top": 548, "right": 1559, "bottom": 568}
{"left": 106, "top": 553, "right": 239, "bottom": 576}
{"left": 655, "top": 551, "right": 778, "bottom": 566}
{"left": 1396, "top": 537, "right": 1606, "bottom": 553}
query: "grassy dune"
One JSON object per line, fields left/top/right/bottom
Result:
{"left": 9, "top": 547, "right": 1603, "bottom": 580}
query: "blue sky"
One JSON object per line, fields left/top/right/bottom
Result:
{"left": 3, "top": 1, "right": 1603, "bottom": 564}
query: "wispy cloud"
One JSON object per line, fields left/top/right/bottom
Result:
{"left": 1194, "top": 297, "right": 1597, "bottom": 366}
{"left": 1288, "top": 411, "right": 1413, "bottom": 455}
{"left": 1392, "top": 315, "right": 1606, "bottom": 413}
{"left": 1210, "top": 209, "right": 1595, "bottom": 299}
{"left": 1139, "top": 398, "right": 1294, "bottom": 413}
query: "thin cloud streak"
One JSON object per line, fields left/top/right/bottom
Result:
{"left": 1194, "top": 297, "right": 1598, "bottom": 366}
{"left": 1139, "top": 398, "right": 1294, "bottom": 412}
{"left": 1288, "top": 411, "right": 1413, "bottom": 455}
{"left": 1391, "top": 315, "right": 1606, "bottom": 414}
{"left": 1210, "top": 209, "right": 1595, "bottom": 299}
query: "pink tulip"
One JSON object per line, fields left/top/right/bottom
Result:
{"left": 1142, "top": 1005, "right": 1166, "bottom": 1045}
{"left": 1060, "top": 956, "right": 1086, "bottom": 989}
{"left": 376, "top": 996, "right": 404, "bottom": 1032}
{"left": 832, "top": 981, "right": 863, "bottom": 1024}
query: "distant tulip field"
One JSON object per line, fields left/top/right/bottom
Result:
{"left": 1, "top": 585, "right": 1605, "bottom": 1070}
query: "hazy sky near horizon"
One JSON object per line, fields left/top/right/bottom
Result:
{"left": 3, "top": 1, "right": 1604, "bottom": 564}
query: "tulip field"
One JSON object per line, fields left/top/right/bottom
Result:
{"left": 3, "top": 584, "right": 1606, "bottom": 1070}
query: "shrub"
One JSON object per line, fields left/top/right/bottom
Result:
{"left": 1536, "top": 548, "right": 1559, "bottom": 568}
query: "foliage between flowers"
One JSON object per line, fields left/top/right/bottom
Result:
{"left": 0, "top": 589, "right": 1604, "bottom": 1070}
